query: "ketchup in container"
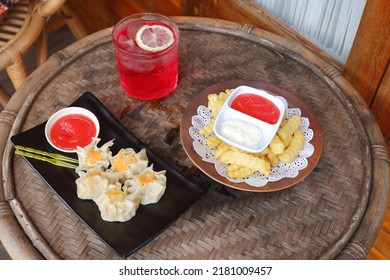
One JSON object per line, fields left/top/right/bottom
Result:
{"left": 231, "top": 93, "right": 280, "bottom": 124}
{"left": 50, "top": 114, "right": 97, "bottom": 151}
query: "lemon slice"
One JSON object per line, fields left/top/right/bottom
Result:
{"left": 135, "top": 24, "right": 175, "bottom": 52}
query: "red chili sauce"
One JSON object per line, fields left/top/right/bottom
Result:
{"left": 231, "top": 93, "right": 280, "bottom": 124}
{"left": 50, "top": 114, "right": 96, "bottom": 150}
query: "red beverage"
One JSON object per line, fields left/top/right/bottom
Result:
{"left": 112, "top": 14, "right": 179, "bottom": 100}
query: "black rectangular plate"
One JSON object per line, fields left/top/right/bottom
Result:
{"left": 11, "top": 92, "right": 205, "bottom": 258}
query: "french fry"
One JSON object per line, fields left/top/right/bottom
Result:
{"left": 209, "top": 98, "right": 223, "bottom": 118}
{"left": 214, "top": 141, "right": 233, "bottom": 159}
{"left": 199, "top": 119, "right": 215, "bottom": 136}
{"left": 217, "top": 89, "right": 232, "bottom": 102}
{"left": 207, "top": 94, "right": 220, "bottom": 118}
{"left": 207, "top": 135, "right": 222, "bottom": 148}
{"left": 280, "top": 111, "right": 287, "bottom": 127}
{"left": 207, "top": 89, "right": 232, "bottom": 118}
{"left": 228, "top": 166, "right": 255, "bottom": 179}
{"left": 227, "top": 164, "right": 241, "bottom": 172}
{"left": 278, "top": 130, "right": 305, "bottom": 163}
{"left": 219, "top": 151, "right": 270, "bottom": 176}
{"left": 251, "top": 147, "right": 270, "bottom": 157}
{"left": 277, "top": 114, "right": 301, "bottom": 146}
{"left": 264, "top": 159, "right": 271, "bottom": 176}
{"left": 207, "top": 93, "right": 218, "bottom": 104}
{"left": 269, "top": 134, "right": 285, "bottom": 155}
{"left": 266, "top": 150, "right": 279, "bottom": 167}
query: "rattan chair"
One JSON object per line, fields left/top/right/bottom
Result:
{"left": 0, "top": 0, "right": 88, "bottom": 107}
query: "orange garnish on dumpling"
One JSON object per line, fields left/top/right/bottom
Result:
{"left": 137, "top": 172, "right": 157, "bottom": 185}
{"left": 111, "top": 150, "right": 137, "bottom": 172}
{"left": 86, "top": 150, "right": 103, "bottom": 164}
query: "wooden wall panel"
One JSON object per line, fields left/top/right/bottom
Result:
{"left": 65, "top": 0, "right": 185, "bottom": 34}
{"left": 343, "top": 0, "right": 390, "bottom": 147}
{"left": 370, "top": 64, "right": 390, "bottom": 148}
{"left": 343, "top": 0, "right": 390, "bottom": 106}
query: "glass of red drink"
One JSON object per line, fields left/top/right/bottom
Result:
{"left": 112, "top": 13, "right": 179, "bottom": 100}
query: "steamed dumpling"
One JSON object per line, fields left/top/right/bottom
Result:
{"left": 76, "top": 175, "right": 108, "bottom": 200}
{"left": 109, "top": 148, "right": 148, "bottom": 181}
{"left": 76, "top": 138, "right": 114, "bottom": 172}
{"left": 125, "top": 165, "right": 167, "bottom": 205}
{"left": 94, "top": 184, "right": 141, "bottom": 222}
{"left": 77, "top": 166, "right": 121, "bottom": 185}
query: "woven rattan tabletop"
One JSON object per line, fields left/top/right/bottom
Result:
{"left": 0, "top": 17, "right": 388, "bottom": 260}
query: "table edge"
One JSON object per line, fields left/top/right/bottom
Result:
{"left": 0, "top": 16, "right": 388, "bottom": 260}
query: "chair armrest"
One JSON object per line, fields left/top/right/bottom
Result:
{"left": 36, "top": 0, "right": 65, "bottom": 17}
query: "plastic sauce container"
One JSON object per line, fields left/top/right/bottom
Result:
{"left": 213, "top": 86, "right": 286, "bottom": 153}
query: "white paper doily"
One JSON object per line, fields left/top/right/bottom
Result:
{"left": 189, "top": 101, "right": 315, "bottom": 187}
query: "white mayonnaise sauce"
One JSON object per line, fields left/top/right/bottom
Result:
{"left": 219, "top": 119, "right": 262, "bottom": 149}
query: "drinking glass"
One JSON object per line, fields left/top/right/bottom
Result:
{"left": 112, "top": 13, "right": 179, "bottom": 100}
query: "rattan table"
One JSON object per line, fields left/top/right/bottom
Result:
{"left": 0, "top": 17, "right": 388, "bottom": 260}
